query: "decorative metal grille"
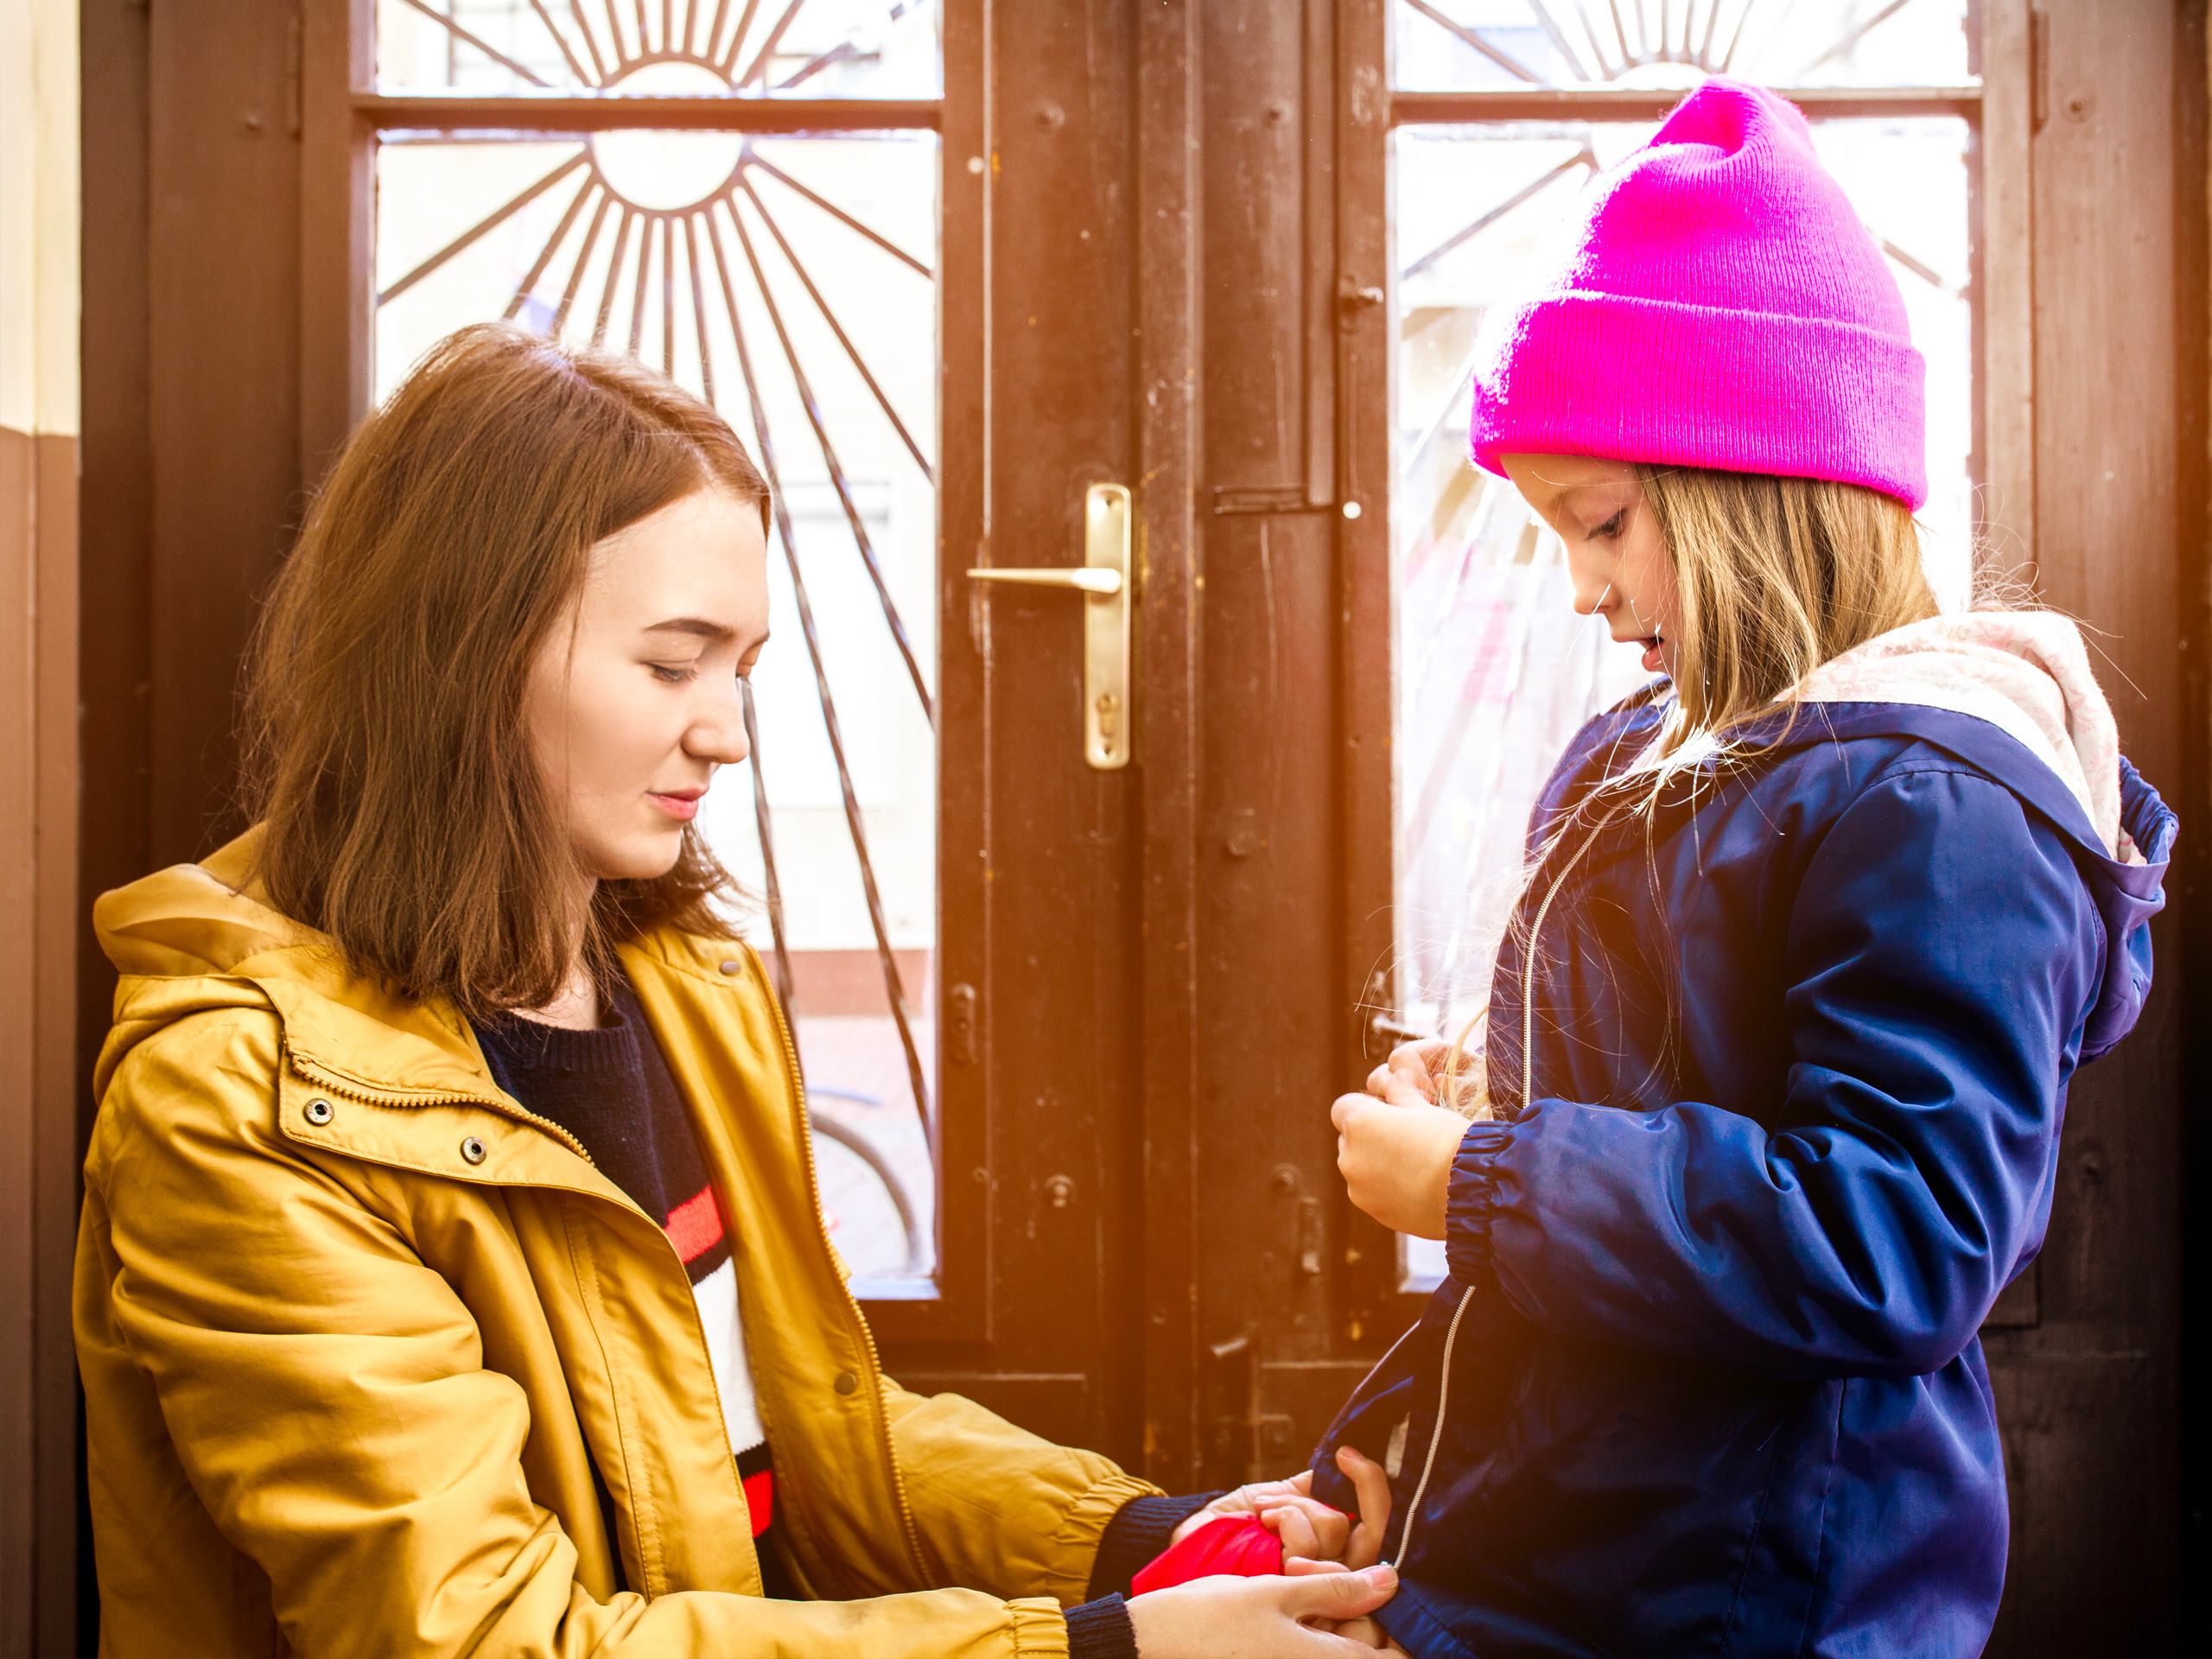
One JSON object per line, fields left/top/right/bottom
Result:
{"left": 375, "top": 0, "right": 939, "bottom": 96}
{"left": 372, "top": 0, "right": 943, "bottom": 1277}
{"left": 1392, "top": 0, "right": 1970, "bottom": 91}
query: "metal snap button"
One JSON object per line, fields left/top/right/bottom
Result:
{"left": 718, "top": 959, "right": 741, "bottom": 976}
{"left": 302, "top": 1098, "right": 334, "bottom": 1126}
{"left": 461, "top": 1136, "right": 487, "bottom": 1165}
{"left": 833, "top": 1370, "right": 859, "bottom": 1395}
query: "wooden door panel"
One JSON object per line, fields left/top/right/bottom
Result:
{"left": 1979, "top": 4, "right": 2190, "bottom": 1650}
{"left": 1186, "top": 0, "right": 1371, "bottom": 1491}
{"left": 899, "top": 0, "right": 1146, "bottom": 1460}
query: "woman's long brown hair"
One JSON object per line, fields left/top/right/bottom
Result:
{"left": 241, "top": 322, "right": 769, "bottom": 1018}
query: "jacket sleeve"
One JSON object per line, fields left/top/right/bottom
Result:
{"left": 879, "top": 1384, "right": 1161, "bottom": 1608}
{"left": 1446, "top": 766, "right": 2107, "bottom": 1380}
{"left": 79, "top": 1009, "right": 1073, "bottom": 1659}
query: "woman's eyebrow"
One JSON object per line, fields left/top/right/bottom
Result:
{"left": 644, "top": 616, "right": 737, "bottom": 642}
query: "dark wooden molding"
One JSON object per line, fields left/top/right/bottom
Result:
{"left": 356, "top": 92, "right": 942, "bottom": 132}
{"left": 1390, "top": 83, "right": 1984, "bottom": 125}
{"left": 1135, "top": 0, "right": 1206, "bottom": 1493}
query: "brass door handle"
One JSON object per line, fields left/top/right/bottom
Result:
{"left": 964, "top": 566, "right": 1122, "bottom": 595}
{"left": 965, "top": 482, "right": 1133, "bottom": 770}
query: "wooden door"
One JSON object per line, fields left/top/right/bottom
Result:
{"left": 68, "top": 0, "right": 2209, "bottom": 1648}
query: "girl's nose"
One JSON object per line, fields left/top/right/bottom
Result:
{"left": 1570, "top": 581, "right": 1614, "bottom": 619}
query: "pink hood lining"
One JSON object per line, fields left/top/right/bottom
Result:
{"left": 1794, "top": 612, "right": 2141, "bottom": 866}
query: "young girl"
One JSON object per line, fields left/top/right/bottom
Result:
{"left": 72, "top": 323, "right": 1398, "bottom": 1657}
{"left": 1321, "top": 79, "right": 2175, "bottom": 1657}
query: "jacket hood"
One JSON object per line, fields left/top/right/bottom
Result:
{"left": 1796, "top": 610, "right": 2139, "bottom": 861}
{"left": 1770, "top": 612, "right": 2174, "bottom": 1065}
{"left": 92, "top": 826, "right": 493, "bottom": 1108}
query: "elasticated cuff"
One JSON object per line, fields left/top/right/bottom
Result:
{"left": 1444, "top": 1118, "right": 1519, "bottom": 1289}
{"left": 1007, "top": 1596, "right": 1075, "bottom": 1656}
{"left": 1063, "top": 1593, "right": 1138, "bottom": 1659}
{"left": 1085, "top": 1491, "right": 1224, "bottom": 1600}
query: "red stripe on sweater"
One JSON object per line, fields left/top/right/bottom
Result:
{"left": 743, "top": 1470, "right": 774, "bottom": 1537}
{"left": 664, "top": 1184, "right": 724, "bottom": 1265}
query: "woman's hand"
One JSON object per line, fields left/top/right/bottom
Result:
{"left": 1329, "top": 1615, "right": 1414, "bottom": 1654}
{"left": 1332, "top": 1088, "right": 1469, "bottom": 1239}
{"left": 1125, "top": 1564, "right": 1401, "bottom": 1658}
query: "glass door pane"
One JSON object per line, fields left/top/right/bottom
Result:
{"left": 1391, "top": 0, "right": 1972, "bottom": 92}
{"left": 374, "top": 0, "right": 942, "bottom": 96}
{"left": 371, "top": 0, "right": 943, "bottom": 1283}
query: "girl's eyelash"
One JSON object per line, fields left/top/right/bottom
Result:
{"left": 1593, "top": 509, "right": 1628, "bottom": 538}
{"left": 651, "top": 664, "right": 698, "bottom": 684}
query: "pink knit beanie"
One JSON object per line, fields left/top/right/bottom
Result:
{"left": 1467, "top": 79, "right": 1927, "bottom": 509}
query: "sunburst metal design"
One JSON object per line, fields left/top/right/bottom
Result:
{"left": 385, "top": 0, "right": 931, "bottom": 97}
{"left": 377, "top": 0, "right": 940, "bottom": 1273}
{"left": 1395, "top": 0, "right": 1951, "bottom": 88}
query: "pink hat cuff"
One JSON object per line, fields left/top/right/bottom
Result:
{"left": 1470, "top": 290, "right": 1929, "bottom": 509}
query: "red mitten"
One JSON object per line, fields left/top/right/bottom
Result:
{"left": 1131, "top": 1514, "right": 1287, "bottom": 1593}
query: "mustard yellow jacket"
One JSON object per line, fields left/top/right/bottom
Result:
{"left": 76, "top": 832, "right": 1157, "bottom": 1657}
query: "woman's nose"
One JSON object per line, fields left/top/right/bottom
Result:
{"left": 687, "top": 685, "right": 751, "bottom": 766}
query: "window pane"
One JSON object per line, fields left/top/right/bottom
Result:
{"left": 375, "top": 129, "right": 942, "bottom": 1281}
{"left": 375, "top": 0, "right": 942, "bottom": 98}
{"left": 1391, "top": 0, "right": 1972, "bottom": 92}
{"left": 1389, "top": 116, "right": 1974, "bottom": 1287}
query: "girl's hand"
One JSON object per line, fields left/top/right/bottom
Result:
{"left": 1173, "top": 1470, "right": 1339, "bottom": 1554}
{"left": 1332, "top": 1090, "right": 1468, "bottom": 1239}
{"left": 1183, "top": 1442, "right": 1395, "bottom": 1568}
{"left": 1366, "top": 1038, "right": 1453, "bottom": 1107}
{"left": 1125, "top": 1565, "right": 1400, "bottom": 1658}
{"left": 1273, "top": 1446, "right": 1392, "bottom": 1571}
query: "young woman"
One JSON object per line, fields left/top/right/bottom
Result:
{"left": 72, "top": 323, "right": 1400, "bottom": 1657}
{"left": 1320, "top": 80, "right": 2174, "bottom": 1656}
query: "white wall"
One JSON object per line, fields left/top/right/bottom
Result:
{"left": 0, "top": 0, "right": 77, "bottom": 437}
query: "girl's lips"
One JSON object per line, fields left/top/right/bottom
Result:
{"left": 1639, "top": 639, "right": 1665, "bottom": 673}
{"left": 649, "top": 791, "right": 702, "bottom": 822}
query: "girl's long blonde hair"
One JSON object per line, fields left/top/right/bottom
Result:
{"left": 1438, "top": 464, "right": 1941, "bottom": 1116}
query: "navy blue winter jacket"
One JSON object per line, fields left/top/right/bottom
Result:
{"left": 1310, "top": 690, "right": 2175, "bottom": 1659}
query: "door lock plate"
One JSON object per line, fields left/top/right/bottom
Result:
{"left": 964, "top": 482, "right": 1134, "bottom": 770}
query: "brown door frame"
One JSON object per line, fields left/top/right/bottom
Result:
{"left": 61, "top": 0, "right": 2212, "bottom": 1647}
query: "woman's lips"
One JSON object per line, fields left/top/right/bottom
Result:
{"left": 649, "top": 791, "right": 703, "bottom": 822}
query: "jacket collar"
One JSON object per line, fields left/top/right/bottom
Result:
{"left": 94, "top": 829, "right": 733, "bottom": 1197}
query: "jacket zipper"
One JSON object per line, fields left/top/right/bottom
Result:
{"left": 301, "top": 1012, "right": 849, "bottom": 1591}
{"left": 753, "top": 957, "right": 937, "bottom": 1594}
{"left": 1517, "top": 803, "right": 1624, "bottom": 1117}
{"left": 285, "top": 1054, "right": 597, "bottom": 1164}
{"left": 1390, "top": 802, "right": 1624, "bottom": 1571}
